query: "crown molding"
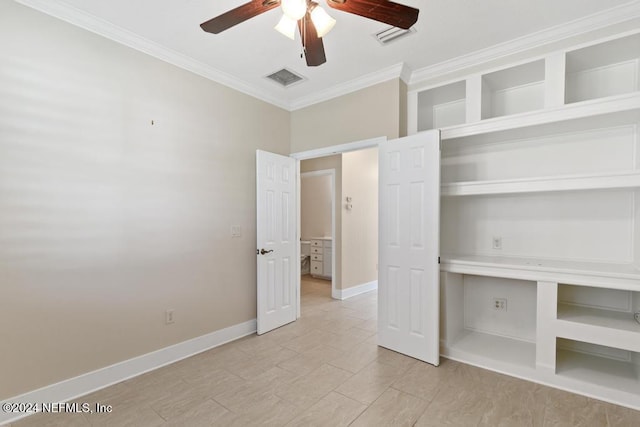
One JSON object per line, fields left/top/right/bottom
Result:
{"left": 14, "top": 0, "right": 640, "bottom": 112}
{"left": 399, "top": 62, "right": 413, "bottom": 84}
{"left": 14, "top": 0, "right": 291, "bottom": 110}
{"left": 409, "top": 0, "right": 640, "bottom": 87}
{"left": 288, "top": 63, "right": 405, "bottom": 111}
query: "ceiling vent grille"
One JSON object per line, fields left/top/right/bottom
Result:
{"left": 265, "top": 68, "right": 305, "bottom": 87}
{"left": 375, "top": 26, "right": 416, "bottom": 45}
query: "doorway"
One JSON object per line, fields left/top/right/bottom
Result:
{"left": 258, "top": 132, "right": 440, "bottom": 364}
{"left": 300, "top": 169, "right": 336, "bottom": 299}
{"left": 293, "top": 136, "right": 384, "bottom": 317}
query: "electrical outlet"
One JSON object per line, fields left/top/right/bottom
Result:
{"left": 231, "top": 225, "right": 242, "bottom": 238}
{"left": 165, "top": 309, "right": 175, "bottom": 325}
{"left": 492, "top": 236, "right": 502, "bottom": 250}
{"left": 493, "top": 298, "right": 507, "bottom": 312}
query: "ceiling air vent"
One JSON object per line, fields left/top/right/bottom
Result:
{"left": 374, "top": 26, "right": 416, "bottom": 45}
{"left": 265, "top": 68, "right": 305, "bottom": 87}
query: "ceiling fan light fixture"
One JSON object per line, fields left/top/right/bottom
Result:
{"left": 275, "top": 14, "right": 297, "bottom": 40}
{"left": 310, "top": 6, "right": 336, "bottom": 37}
{"left": 281, "top": 0, "right": 307, "bottom": 20}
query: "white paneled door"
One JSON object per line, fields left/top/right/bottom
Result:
{"left": 256, "top": 150, "right": 297, "bottom": 335}
{"left": 378, "top": 130, "right": 441, "bottom": 365}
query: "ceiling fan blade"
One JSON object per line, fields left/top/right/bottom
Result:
{"left": 326, "top": 0, "right": 418, "bottom": 30}
{"left": 298, "top": 13, "right": 326, "bottom": 67}
{"left": 200, "top": 0, "right": 280, "bottom": 34}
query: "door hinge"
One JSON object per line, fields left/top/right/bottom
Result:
{"left": 438, "top": 256, "right": 440, "bottom": 264}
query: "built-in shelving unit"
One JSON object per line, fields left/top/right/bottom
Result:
{"left": 410, "top": 29, "right": 640, "bottom": 410}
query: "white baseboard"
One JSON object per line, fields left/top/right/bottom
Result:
{"left": 334, "top": 280, "right": 378, "bottom": 300}
{"left": 0, "top": 319, "right": 256, "bottom": 425}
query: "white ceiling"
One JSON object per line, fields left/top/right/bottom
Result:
{"left": 18, "top": 0, "right": 637, "bottom": 109}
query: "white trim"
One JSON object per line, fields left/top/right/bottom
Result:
{"left": 289, "top": 64, "right": 405, "bottom": 111}
{"left": 300, "top": 169, "right": 337, "bottom": 300}
{"left": 295, "top": 160, "right": 302, "bottom": 319}
{"left": 334, "top": 280, "right": 378, "bottom": 300}
{"left": 441, "top": 170, "right": 640, "bottom": 197}
{"left": 399, "top": 63, "right": 413, "bottom": 84}
{"left": 441, "top": 92, "right": 640, "bottom": 141}
{"left": 13, "top": 0, "right": 290, "bottom": 110}
{"left": 301, "top": 170, "right": 335, "bottom": 178}
{"left": 408, "top": 2, "right": 640, "bottom": 88}
{"left": 0, "top": 319, "right": 256, "bottom": 425}
{"left": 291, "top": 136, "right": 387, "bottom": 160}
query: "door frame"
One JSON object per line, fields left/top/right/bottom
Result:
{"left": 300, "top": 169, "right": 336, "bottom": 299}
{"left": 291, "top": 136, "right": 386, "bottom": 317}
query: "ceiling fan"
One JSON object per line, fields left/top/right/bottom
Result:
{"left": 200, "top": 0, "right": 419, "bottom": 67}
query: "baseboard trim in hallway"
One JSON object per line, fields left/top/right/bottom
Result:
{"left": 0, "top": 319, "right": 257, "bottom": 425}
{"left": 333, "top": 280, "right": 378, "bottom": 300}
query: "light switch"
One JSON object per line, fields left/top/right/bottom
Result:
{"left": 231, "top": 225, "right": 242, "bottom": 237}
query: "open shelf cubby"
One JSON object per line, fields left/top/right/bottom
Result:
{"left": 566, "top": 32, "right": 640, "bottom": 104}
{"left": 417, "top": 80, "right": 466, "bottom": 131}
{"left": 556, "top": 284, "right": 640, "bottom": 353}
{"left": 441, "top": 273, "right": 537, "bottom": 370}
{"left": 481, "top": 60, "right": 545, "bottom": 119}
{"left": 556, "top": 340, "right": 640, "bottom": 400}
{"left": 440, "top": 98, "right": 640, "bottom": 194}
{"left": 446, "top": 329, "right": 537, "bottom": 369}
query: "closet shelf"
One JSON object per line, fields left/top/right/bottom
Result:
{"left": 439, "top": 91, "right": 640, "bottom": 141}
{"left": 441, "top": 170, "right": 640, "bottom": 196}
{"left": 440, "top": 255, "right": 640, "bottom": 290}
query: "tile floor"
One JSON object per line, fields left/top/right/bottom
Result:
{"left": 10, "top": 275, "right": 640, "bottom": 426}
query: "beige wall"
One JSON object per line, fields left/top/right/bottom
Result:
{"left": 290, "top": 79, "right": 402, "bottom": 153}
{"left": 0, "top": 2, "right": 289, "bottom": 399}
{"left": 341, "top": 148, "right": 379, "bottom": 289}
{"left": 300, "top": 156, "right": 342, "bottom": 289}
{"left": 399, "top": 80, "right": 408, "bottom": 138}
{"left": 301, "top": 174, "right": 332, "bottom": 240}
{"left": 293, "top": 81, "right": 402, "bottom": 291}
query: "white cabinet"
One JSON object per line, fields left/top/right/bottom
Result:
{"left": 409, "top": 30, "right": 640, "bottom": 410}
{"left": 310, "top": 238, "right": 331, "bottom": 279}
{"left": 322, "top": 240, "right": 332, "bottom": 279}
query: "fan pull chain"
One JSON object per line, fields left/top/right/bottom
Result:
{"left": 300, "top": 14, "right": 306, "bottom": 60}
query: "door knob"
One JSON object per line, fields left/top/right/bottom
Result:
{"left": 259, "top": 248, "right": 274, "bottom": 255}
